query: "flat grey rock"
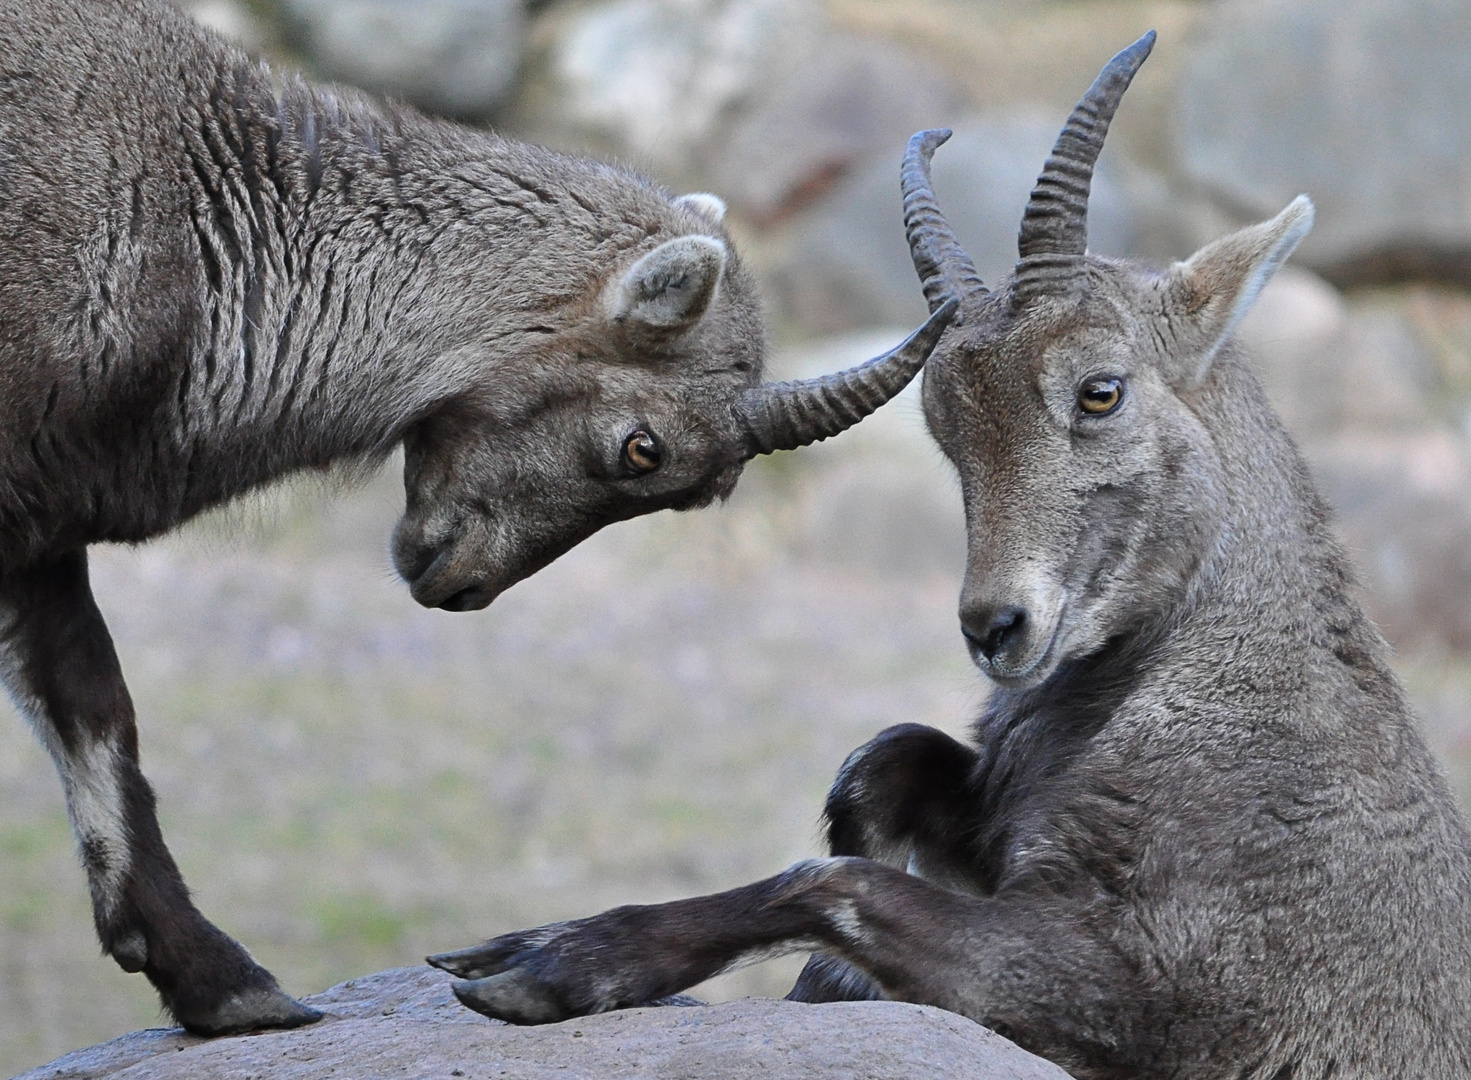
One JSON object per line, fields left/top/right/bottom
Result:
{"left": 17, "top": 967, "right": 1071, "bottom": 1080}
{"left": 282, "top": 0, "right": 525, "bottom": 119}
{"left": 1177, "top": 0, "right": 1471, "bottom": 280}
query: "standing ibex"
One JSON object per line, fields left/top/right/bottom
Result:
{"left": 431, "top": 34, "right": 1471, "bottom": 1078}
{"left": 0, "top": 0, "right": 952, "bottom": 1037}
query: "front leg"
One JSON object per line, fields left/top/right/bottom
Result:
{"left": 792, "top": 723, "right": 982, "bottom": 1003}
{"left": 0, "top": 549, "right": 321, "bottom": 1035}
{"left": 431, "top": 854, "right": 1132, "bottom": 1074}
{"left": 429, "top": 867, "right": 831, "bottom": 1023}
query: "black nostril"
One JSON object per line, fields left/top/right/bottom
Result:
{"left": 962, "top": 606, "right": 1028, "bottom": 661}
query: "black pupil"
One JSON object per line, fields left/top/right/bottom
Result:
{"left": 1083, "top": 380, "right": 1120, "bottom": 409}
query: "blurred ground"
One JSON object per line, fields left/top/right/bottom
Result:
{"left": 9, "top": 0, "right": 1471, "bottom": 1074}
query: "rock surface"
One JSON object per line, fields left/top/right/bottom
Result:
{"left": 17, "top": 967, "right": 1072, "bottom": 1080}
{"left": 514, "top": 0, "right": 955, "bottom": 224}
{"left": 1178, "top": 0, "right": 1471, "bottom": 282}
{"left": 282, "top": 0, "right": 526, "bottom": 119}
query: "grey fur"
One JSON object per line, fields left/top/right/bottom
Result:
{"left": 431, "top": 37, "right": 1471, "bottom": 1079}
{"left": 0, "top": 0, "right": 948, "bottom": 1035}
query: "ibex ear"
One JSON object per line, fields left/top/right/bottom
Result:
{"left": 1161, "top": 195, "right": 1314, "bottom": 388}
{"left": 610, "top": 235, "right": 727, "bottom": 330}
{"left": 674, "top": 192, "right": 727, "bottom": 226}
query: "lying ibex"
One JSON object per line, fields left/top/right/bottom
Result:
{"left": 0, "top": 0, "right": 952, "bottom": 1037}
{"left": 431, "top": 34, "right": 1471, "bottom": 1078}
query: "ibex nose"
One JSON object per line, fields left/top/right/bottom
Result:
{"left": 961, "top": 605, "right": 1028, "bottom": 662}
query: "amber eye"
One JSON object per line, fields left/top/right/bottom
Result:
{"left": 621, "top": 429, "right": 664, "bottom": 474}
{"left": 1078, "top": 377, "right": 1124, "bottom": 415}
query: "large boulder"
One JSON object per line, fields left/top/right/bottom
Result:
{"left": 1177, "top": 0, "right": 1471, "bottom": 283}
{"left": 281, "top": 0, "right": 526, "bottom": 120}
{"left": 18, "top": 966, "right": 1072, "bottom": 1080}
{"left": 525, "top": 0, "right": 806, "bottom": 174}
{"left": 764, "top": 113, "right": 1138, "bottom": 332}
{"left": 509, "top": 0, "right": 956, "bottom": 222}
{"left": 1236, "top": 268, "right": 1442, "bottom": 437}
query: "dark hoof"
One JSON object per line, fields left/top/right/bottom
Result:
{"left": 787, "top": 952, "right": 885, "bottom": 1003}
{"left": 453, "top": 970, "right": 569, "bottom": 1025}
{"left": 428, "top": 943, "right": 503, "bottom": 980}
{"left": 179, "top": 985, "right": 324, "bottom": 1037}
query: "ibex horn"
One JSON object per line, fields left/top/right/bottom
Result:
{"left": 903, "top": 129, "right": 987, "bottom": 318}
{"left": 737, "top": 298, "right": 959, "bottom": 458}
{"left": 1014, "top": 30, "right": 1155, "bottom": 307}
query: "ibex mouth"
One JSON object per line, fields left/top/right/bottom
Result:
{"left": 963, "top": 604, "right": 1065, "bottom": 688}
{"left": 397, "top": 525, "right": 503, "bottom": 611}
{"left": 975, "top": 631, "right": 1061, "bottom": 688}
{"left": 435, "top": 585, "right": 497, "bottom": 612}
{"left": 407, "top": 560, "right": 497, "bottom": 611}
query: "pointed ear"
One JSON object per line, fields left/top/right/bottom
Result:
{"left": 674, "top": 192, "right": 727, "bottom": 226}
{"left": 609, "top": 235, "right": 727, "bottom": 330}
{"left": 1162, "top": 195, "right": 1314, "bottom": 388}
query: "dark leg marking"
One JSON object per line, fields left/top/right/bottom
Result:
{"left": 0, "top": 549, "right": 321, "bottom": 1036}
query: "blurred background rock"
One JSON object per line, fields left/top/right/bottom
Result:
{"left": 8, "top": 0, "right": 1471, "bottom": 1072}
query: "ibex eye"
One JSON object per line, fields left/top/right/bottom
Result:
{"left": 621, "top": 429, "right": 664, "bottom": 474}
{"left": 1078, "top": 377, "right": 1124, "bottom": 416}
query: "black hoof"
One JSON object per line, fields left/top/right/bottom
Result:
{"left": 428, "top": 943, "right": 504, "bottom": 980}
{"left": 453, "top": 970, "right": 569, "bottom": 1025}
{"left": 179, "top": 985, "right": 325, "bottom": 1037}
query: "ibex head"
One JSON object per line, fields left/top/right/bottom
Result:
{"left": 394, "top": 194, "right": 955, "bottom": 611}
{"left": 907, "top": 32, "right": 1314, "bottom": 685}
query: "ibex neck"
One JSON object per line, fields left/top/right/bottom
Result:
{"left": 171, "top": 67, "right": 466, "bottom": 488}
{"left": 1176, "top": 346, "right": 1391, "bottom": 681}
{"left": 171, "top": 58, "right": 639, "bottom": 508}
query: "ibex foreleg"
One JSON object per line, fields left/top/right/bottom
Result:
{"left": 431, "top": 854, "right": 1123, "bottom": 1051}
{"left": 791, "top": 723, "right": 983, "bottom": 1004}
{"left": 0, "top": 549, "right": 320, "bottom": 1035}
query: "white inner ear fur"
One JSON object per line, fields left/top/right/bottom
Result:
{"left": 1169, "top": 194, "right": 1314, "bottom": 386}
{"left": 674, "top": 192, "right": 727, "bottom": 225}
{"left": 610, "top": 234, "right": 727, "bottom": 330}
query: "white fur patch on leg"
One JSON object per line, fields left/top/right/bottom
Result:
{"left": 0, "top": 637, "right": 134, "bottom": 914}
{"left": 60, "top": 733, "right": 132, "bottom": 916}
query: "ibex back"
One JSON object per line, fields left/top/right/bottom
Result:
{"left": 0, "top": 0, "right": 952, "bottom": 1036}
{"left": 432, "top": 34, "right": 1471, "bottom": 1078}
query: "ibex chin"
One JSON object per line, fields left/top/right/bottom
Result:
{"left": 0, "top": 0, "right": 952, "bottom": 1037}
{"left": 431, "top": 34, "right": 1471, "bottom": 1078}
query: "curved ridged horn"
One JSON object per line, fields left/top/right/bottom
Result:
{"left": 1013, "top": 30, "right": 1155, "bottom": 307}
{"left": 903, "top": 129, "right": 986, "bottom": 315}
{"left": 737, "top": 298, "right": 958, "bottom": 458}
